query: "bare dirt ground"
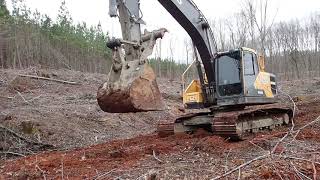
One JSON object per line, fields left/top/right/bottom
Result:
{"left": 1, "top": 67, "right": 320, "bottom": 179}
{"left": 0, "top": 68, "right": 183, "bottom": 150}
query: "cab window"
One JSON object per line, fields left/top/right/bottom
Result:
{"left": 243, "top": 52, "right": 255, "bottom": 75}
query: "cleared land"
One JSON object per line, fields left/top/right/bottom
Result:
{"left": 1, "top": 68, "right": 320, "bottom": 179}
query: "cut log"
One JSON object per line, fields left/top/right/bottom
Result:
{"left": 97, "top": 62, "right": 165, "bottom": 113}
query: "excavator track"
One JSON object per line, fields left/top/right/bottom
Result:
{"left": 157, "top": 104, "right": 293, "bottom": 140}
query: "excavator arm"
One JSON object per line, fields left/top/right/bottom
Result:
{"left": 97, "top": 0, "right": 217, "bottom": 113}
{"left": 97, "top": 0, "right": 167, "bottom": 113}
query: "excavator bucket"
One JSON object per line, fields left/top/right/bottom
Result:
{"left": 97, "top": 61, "right": 165, "bottom": 113}
{"left": 99, "top": 0, "right": 168, "bottom": 113}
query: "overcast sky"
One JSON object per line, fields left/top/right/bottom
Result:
{"left": 7, "top": 0, "right": 320, "bottom": 62}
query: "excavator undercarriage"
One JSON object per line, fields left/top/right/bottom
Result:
{"left": 158, "top": 104, "right": 293, "bottom": 140}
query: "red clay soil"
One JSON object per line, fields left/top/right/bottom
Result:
{"left": 1, "top": 135, "right": 175, "bottom": 179}
{"left": 245, "top": 98, "right": 320, "bottom": 154}
{"left": 0, "top": 132, "right": 246, "bottom": 179}
{"left": 295, "top": 99, "right": 320, "bottom": 141}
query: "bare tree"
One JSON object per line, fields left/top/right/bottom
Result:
{"left": 184, "top": 38, "right": 192, "bottom": 65}
{"left": 310, "top": 12, "right": 320, "bottom": 53}
{"left": 243, "top": 0, "right": 277, "bottom": 55}
{"left": 243, "top": 0, "right": 257, "bottom": 48}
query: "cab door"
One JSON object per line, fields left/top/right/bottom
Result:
{"left": 242, "top": 51, "right": 259, "bottom": 96}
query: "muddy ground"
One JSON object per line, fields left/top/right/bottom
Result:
{"left": 1, "top": 68, "right": 320, "bottom": 179}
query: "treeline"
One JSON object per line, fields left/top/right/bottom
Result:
{"left": 210, "top": 0, "right": 320, "bottom": 80}
{"left": 0, "top": 0, "right": 201, "bottom": 79}
{"left": 149, "top": 58, "right": 193, "bottom": 81}
{"left": 0, "top": 0, "right": 111, "bottom": 73}
{"left": 2, "top": 0, "right": 319, "bottom": 81}
{"left": 0, "top": 0, "right": 190, "bottom": 78}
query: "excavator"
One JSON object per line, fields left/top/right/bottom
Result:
{"left": 97, "top": 0, "right": 293, "bottom": 140}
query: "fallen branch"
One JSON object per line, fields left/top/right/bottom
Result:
{"left": 16, "top": 91, "right": 31, "bottom": 105}
{"left": 18, "top": 74, "right": 79, "bottom": 85}
{"left": 272, "top": 132, "right": 290, "bottom": 154}
{"left": 35, "top": 164, "right": 47, "bottom": 180}
{"left": 249, "top": 140, "right": 267, "bottom": 152}
{"left": 28, "top": 95, "right": 42, "bottom": 103}
{"left": 0, "top": 151, "right": 26, "bottom": 157}
{"left": 153, "top": 150, "right": 164, "bottom": 164}
{"left": 295, "top": 115, "right": 320, "bottom": 132}
{"left": 237, "top": 168, "right": 241, "bottom": 180}
{"left": 275, "top": 155, "right": 320, "bottom": 165}
{"left": 271, "top": 164, "right": 284, "bottom": 180}
{"left": 93, "top": 169, "right": 116, "bottom": 180}
{"left": 0, "top": 96, "right": 14, "bottom": 99}
{"left": 290, "top": 161, "right": 312, "bottom": 180}
{"left": 61, "top": 158, "right": 64, "bottom": 180}
{"left": 211, "top": 154, "right": 270, "bottom": 180}
{"left": 313, "top": 155, "right": 317, "bottom": 180}
{"left": 224, "top": 149, "right": 231, "bottom": 174}
{"left": 267, "top": 89, "right": 296, "bottom": 154}
{"left": 0, "top": 125, "right": 55, "bottom": 148}
{"left": 277, "top": 88, "right": 297, "bottom": 120}
{"left": 282, "top": 115, "right": 320, "bottom": 152}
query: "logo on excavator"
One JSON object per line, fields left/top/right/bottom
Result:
{"left": 176, "top": 0, "right": 182, "bottom": 5}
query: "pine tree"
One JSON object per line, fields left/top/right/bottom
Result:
{"left": 0, "top": 0, "right": 9, "bottom": 18}
{"left": 57, "top": 0, "right": 72, "bottom": 28}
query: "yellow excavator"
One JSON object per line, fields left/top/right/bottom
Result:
{"left": 97, "top": 0, "right": 293, "bottom": 139}
{"left": 183, "top": 48, "right": 274, "bottom": 109}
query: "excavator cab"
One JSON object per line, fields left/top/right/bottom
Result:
{"left": 183, "top": 47, "right": 278, "bottom": 109}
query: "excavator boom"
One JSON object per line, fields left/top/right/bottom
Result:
{"left": 158, "top": 0, "right": 217, "bottom": 83}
